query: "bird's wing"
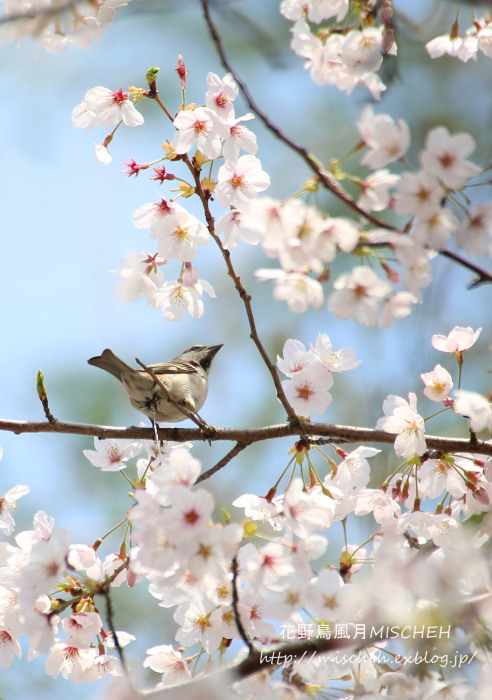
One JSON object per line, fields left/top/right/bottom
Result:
{"left": 143, "top": 361, "right": 198, "bottom": 375}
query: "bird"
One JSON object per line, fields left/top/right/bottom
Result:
{"left": 88, "top": 344, "right": 223, "bottom": 424}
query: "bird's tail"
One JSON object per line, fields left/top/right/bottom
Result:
{"left": 87, "top": 349, "right": 134, "bottom": 382}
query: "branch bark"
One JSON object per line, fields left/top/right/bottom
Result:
{"left": 1, "top": 418, "right": 490, "bottom": 456}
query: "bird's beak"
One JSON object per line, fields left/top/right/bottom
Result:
{"left": 207, "top": 344, "right": 223, "bottom": 357}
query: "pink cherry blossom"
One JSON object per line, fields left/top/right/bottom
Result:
{"left": 329, "top": 266, "right": 391, "bottom": 326}
{"left": 144, "top": 644, "right": 192, "bottom": 685}
{"left": 154, "top": 275, "right": 215, "bottom": 322}
{"left": 394, "top": 170, "right": 444, "bottom": 217}
{"left": 78, "top": 86, "right": 144, "bottom": 128}
{"left": 83, "top": 438, "right": 142, "bottom": 472}
{"left": 431, "top": 326, "right": 482, "bottom": 353}
{"left": 205, "top": 72, "right": 238, "bottom": 120}
{"left": 172, "top": 106, "right": 222, "bottom": 159}
{"left": 453, "top": 391, "right": 492, "bottom": 434}
{"left": 155, "top": 210, "right": 210, "bottom": 262}
{"left": 419, "top": 126, "right": 481, "bottom": 189}
{"left": 216, "top": 155, "right": 270, "bottom": 207}
{"left": 357, "top": 105, "right": 410, "bottom": 168}
{"left": 426, "top": 34, "right": 478, "bottom": 63}
{"left": 376, "top": 392, "right": 427, "bottom": 458}
{"left": 112, "top": 252, "right": 165, "bottom": 307}
{"left": 0, "top": 485, "right": 30, "bottom": 535}
{"left": 420, "top": 364, "right": 453, "bottom": 402}
{"left": 310, "top": 333, "right": 361, "bottom": 372}
{"left": 456, "top": 203, "right": 492, "bottom": 257}
{"left": 255, "top": 269, "right": 324, "bottom": 313}
{"left": 281, "top": 363, "right": 334, "bottom": 416}
{"left": 357, "top": 168, "right": 399, "bottom": 212}
{"left": 277, "top": 338, "right": 317, "bottom": 377}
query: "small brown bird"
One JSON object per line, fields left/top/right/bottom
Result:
{"left": 88, "top": 344, "right": 223, "bottom": 423}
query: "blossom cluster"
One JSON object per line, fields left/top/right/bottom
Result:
{"left": 72, "top": 70, "right": 273, "bottom": 321}
{"left": 0, "top": 0, "right": 132, "bottom": 52}
{"left": 71, "top": 60, "right": 490, "bottom": 329}
{"left": 2, "top": 347, "right": 492, "bottom": 697}
{"left": 426, "top": 13, "right": 492, "bottom": 63}
{"left": 276, "top": 333, "right": 360, "bottom": 416}
{"left": 378, "top": 325, "right": 492, "bottom": 460}
{"left": 280, "top": 0, "right": 396, "bottom": 100}
{"left": 0, "top": 496, "right": 132, "bottom": 680}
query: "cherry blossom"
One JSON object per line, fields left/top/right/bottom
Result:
{"left": 411, "top": 206, "right": 458, "bottom": 251}
{"left": 376, "top": 393, "right": 427, "bottom": 459}
{"left": 239, "top": 541, "right": 295, "bottom": 590}
{"left": 112, "top": 252, "right": 165, "bottom": 306}
{"left": 0, "top": 485, "right": 30, "bottom": 535}
{"left": 418, "top": 458, "right": 468, "bottom": 500}
{"left": 255, "top": 269, "right": 324, "bottom": 313}
{"left": 419, "top": 126, "right": 481, "bottom": 189}
{"left": 357, "top": 168, "right": 399, "bottom": 212}
{"left": 420, "top": 364, "right": 453, "bottom": 402}
{"left": 281, "top": 364, "right": 334, "bottom": 416}
{"left": 159, "top": 486, "right": 214, "bottom": 544}
{"left": 205, "top": 72, "right": 238, "bottom": 120}
{"left": 329, "top": 266, "right": 392, "bottom": 326}
{"left": 172, "top": 106, "right": 222, "bottom": 160}
{"left": 73, "top": 86, "right": 144, "bottom": 129}
{"left": 232, "top": 493, "right": 284, "bottom": 530}
{"left": 453, "top": 391, "right": 492, "bottom": 434}
{"left": 354, "top": 488, "right": 401, "bottom": 524}
{"left": 455, "top": 202, "right": 492, "bottom": 257}
{"left": 276, "top": 338, "right": 317, "bottom": 377}
{"left": 280, "top": 479, "right": 337, "bottom": 537}
{"left": 216, "top": 155, "right": 270, "bottom": 207}
{"left": 174, "top": 597, "right": 224, "bottom": 653}
{"left": 132, "top": 196, "right": 186, "bottom": 238}
{"left": 357, "top": 105, "right": 411, "bottom": 168}
{"left": 426, "top": 34, "right": 478, "bottom": 63}
{"left": 154, "top": 274, "right": 216, "bottom": 322}
{"left": 310, "top": 332, "right": 361, "bottom": 372}
{"left": 281, "top": 0, "right": 349, "bottom": 23}
{"left": 328, "top": 446, "right": 380, "bottom": 493}
{"left": 431, "top": 326, "right": 482, "bottom": 353}
{"left": 154, "top": 210, "right": 210, "bottom": 262}
{"left": 83, "top": 438, "right": 142, "bottom": 472}
{"left": 215, "top": 113, "right": 258, "bottom": 162}
{"left": 307, "top": 568, "right": 348, "bottom": 622}
{"left": 394, "top": 170, "right": 444, "bottom": 217}
{"left": 45, "top": 643, "right": 100, "bottom": 682}
{"left": 380, "top": 291, "right": 418, "bottom": 328}
{"left": 5, "top": 0, "right": 133, "bottom": 53}
{"left": 216, "top": 209, "right": 262, "bottom": 250}
{"left": 144, "top": 644, "right": 192, "bottom": 685}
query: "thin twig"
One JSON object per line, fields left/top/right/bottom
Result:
{"left": 196, "top": 442, "right": 249, "bottom": 483}
{"left": 231, "top": 555, "right": 255, "bottom": 654}
{"left": 36, "top": 370, "right": 56, "bottom": 423}
{"left": 99, "top": 585, "right": 133, "bottom": 687}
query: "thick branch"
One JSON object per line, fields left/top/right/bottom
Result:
{"left": 1, "top": 418, "right": 491, "bottom": 456}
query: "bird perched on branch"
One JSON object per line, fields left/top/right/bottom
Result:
{"left": 88, "top": 344, "right": 223, "bottom": 424}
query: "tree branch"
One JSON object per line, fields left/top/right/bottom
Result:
{"left": 1, "top": 417, "right": 491, "bottom": 456}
